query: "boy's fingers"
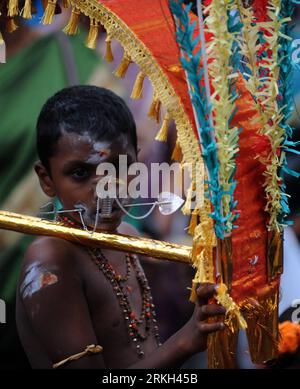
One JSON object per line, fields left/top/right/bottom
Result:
{"left": 199, "top": 322, "right": 225, "bottom": 334}
{"left": 196, "top": 283, "right": 217, "bottom": 305}
{"left": 199, "top": 304, "right": 226, "bottom": 320}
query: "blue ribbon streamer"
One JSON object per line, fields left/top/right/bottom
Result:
{"left": 169, "top": 0, "right": 241, "bottom": 238}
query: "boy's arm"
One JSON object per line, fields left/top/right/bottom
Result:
{"left": 18, "top": 237, "right": 106, "bottom": 369}
{"left": 128, "top": 284, "right": 225, "bottom": 369}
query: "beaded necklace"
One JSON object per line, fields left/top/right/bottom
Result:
{"left": 57, "top": 214, "right": 161, "bottom": 358}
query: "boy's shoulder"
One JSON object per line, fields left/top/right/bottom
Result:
{"left": 20, "top": 223, "right": 141, "bottom": 279}
{"left": 21, "top": 236, "right": 79, "bottom": 277}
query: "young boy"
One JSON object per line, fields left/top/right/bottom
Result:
{"left": 16, "top": 86, "right": 225, "bottom": 369}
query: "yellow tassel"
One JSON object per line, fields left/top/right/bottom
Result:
{"left": 114, "top": 52, "right": 131, "bottom": 78}
{"left": 42, "top": 0, "right": 57, "bottom": 25}
{"left": 130, "top": 71, "right": 146, "bottom": 100}
{"left": 188, "top": 210, "right": 198, "bottom": 235}
{"left": 7, "top": 0, "right": 19, "bottom": 17}
{"left": 182, "top": 181, "right": 194, "bottom": 215}
{"left": 171, "top": 140, "right": 182, "bottom": 161}
{"left": 63, "top": 8, "right": 80, "bottom": 35}
{"left": 85, "top": 19, "right": 99, "bottom": 50}
{"left": 155, "top": 112, "right": 171, "bottom": 142}
{"left": 62, "top": 0, "right": 71, "bottom": 8}
{"left": 0, "top": 31, "right": 3, "bottom": 45}
{"left": 189, "top": 281, "right": 198, "bottom": 303}
{"left": 21, "top": 0, "right": 32, "bottom": 19}
{"left": 148, "top": 93, "right": 161, "bottom": 123}
{"left": 105, "top": 35, "right": 114, "bottom": 62}
{"left": 6, "top": 18, "right": 18, "bottom": 33}
{"left": 216, "top": 283, "right": 247, "bottom": 330}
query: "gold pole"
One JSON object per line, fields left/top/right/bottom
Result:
{"left": 0, "top": 210, "right": 192, "bottom": 264}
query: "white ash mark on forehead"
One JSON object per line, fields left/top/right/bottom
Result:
{"left": 84, "top": 141, "right": 112, "bottom": 164}
{"left": 93, "top": 141, "right": 111, "bottom": 153}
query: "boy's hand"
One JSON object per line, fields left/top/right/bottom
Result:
{"left": 182, "top": 283, "right": 226, "bottom": 354}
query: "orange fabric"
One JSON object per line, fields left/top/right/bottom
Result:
{"left": 231, "top": 75, "right": 279, "bottom": 303}
{"left": 99, "top": 0, "right": 198, "bottom": 137}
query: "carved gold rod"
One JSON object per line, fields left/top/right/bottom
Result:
{"left": 0, "top": 211, "right": 192, "bottom": 264}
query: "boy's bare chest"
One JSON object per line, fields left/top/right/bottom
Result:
{"left": 76, "top": 247, "right": 159, "bottom": 367}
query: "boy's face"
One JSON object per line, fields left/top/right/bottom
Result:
{"left": 36, "top": 132, "right": 137, "bottom": 232}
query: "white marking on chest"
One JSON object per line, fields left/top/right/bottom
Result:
{"left": 20, "top": 263, "right": 58, "bottom": 299}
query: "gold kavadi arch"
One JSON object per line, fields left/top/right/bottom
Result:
{"left": 1, "top": 0, "right": 298, "bottom": 368}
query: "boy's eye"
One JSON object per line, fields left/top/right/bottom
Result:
{"left": 70, "top": 167, "right": 90, "bottom": 180}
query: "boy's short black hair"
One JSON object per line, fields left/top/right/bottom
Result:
{"left": 36, "top": 85, "right": 137, "bottom": 171}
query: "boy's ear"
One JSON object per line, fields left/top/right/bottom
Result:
{"left": 34, "top": 161, "right": 56, "bottom": 198}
